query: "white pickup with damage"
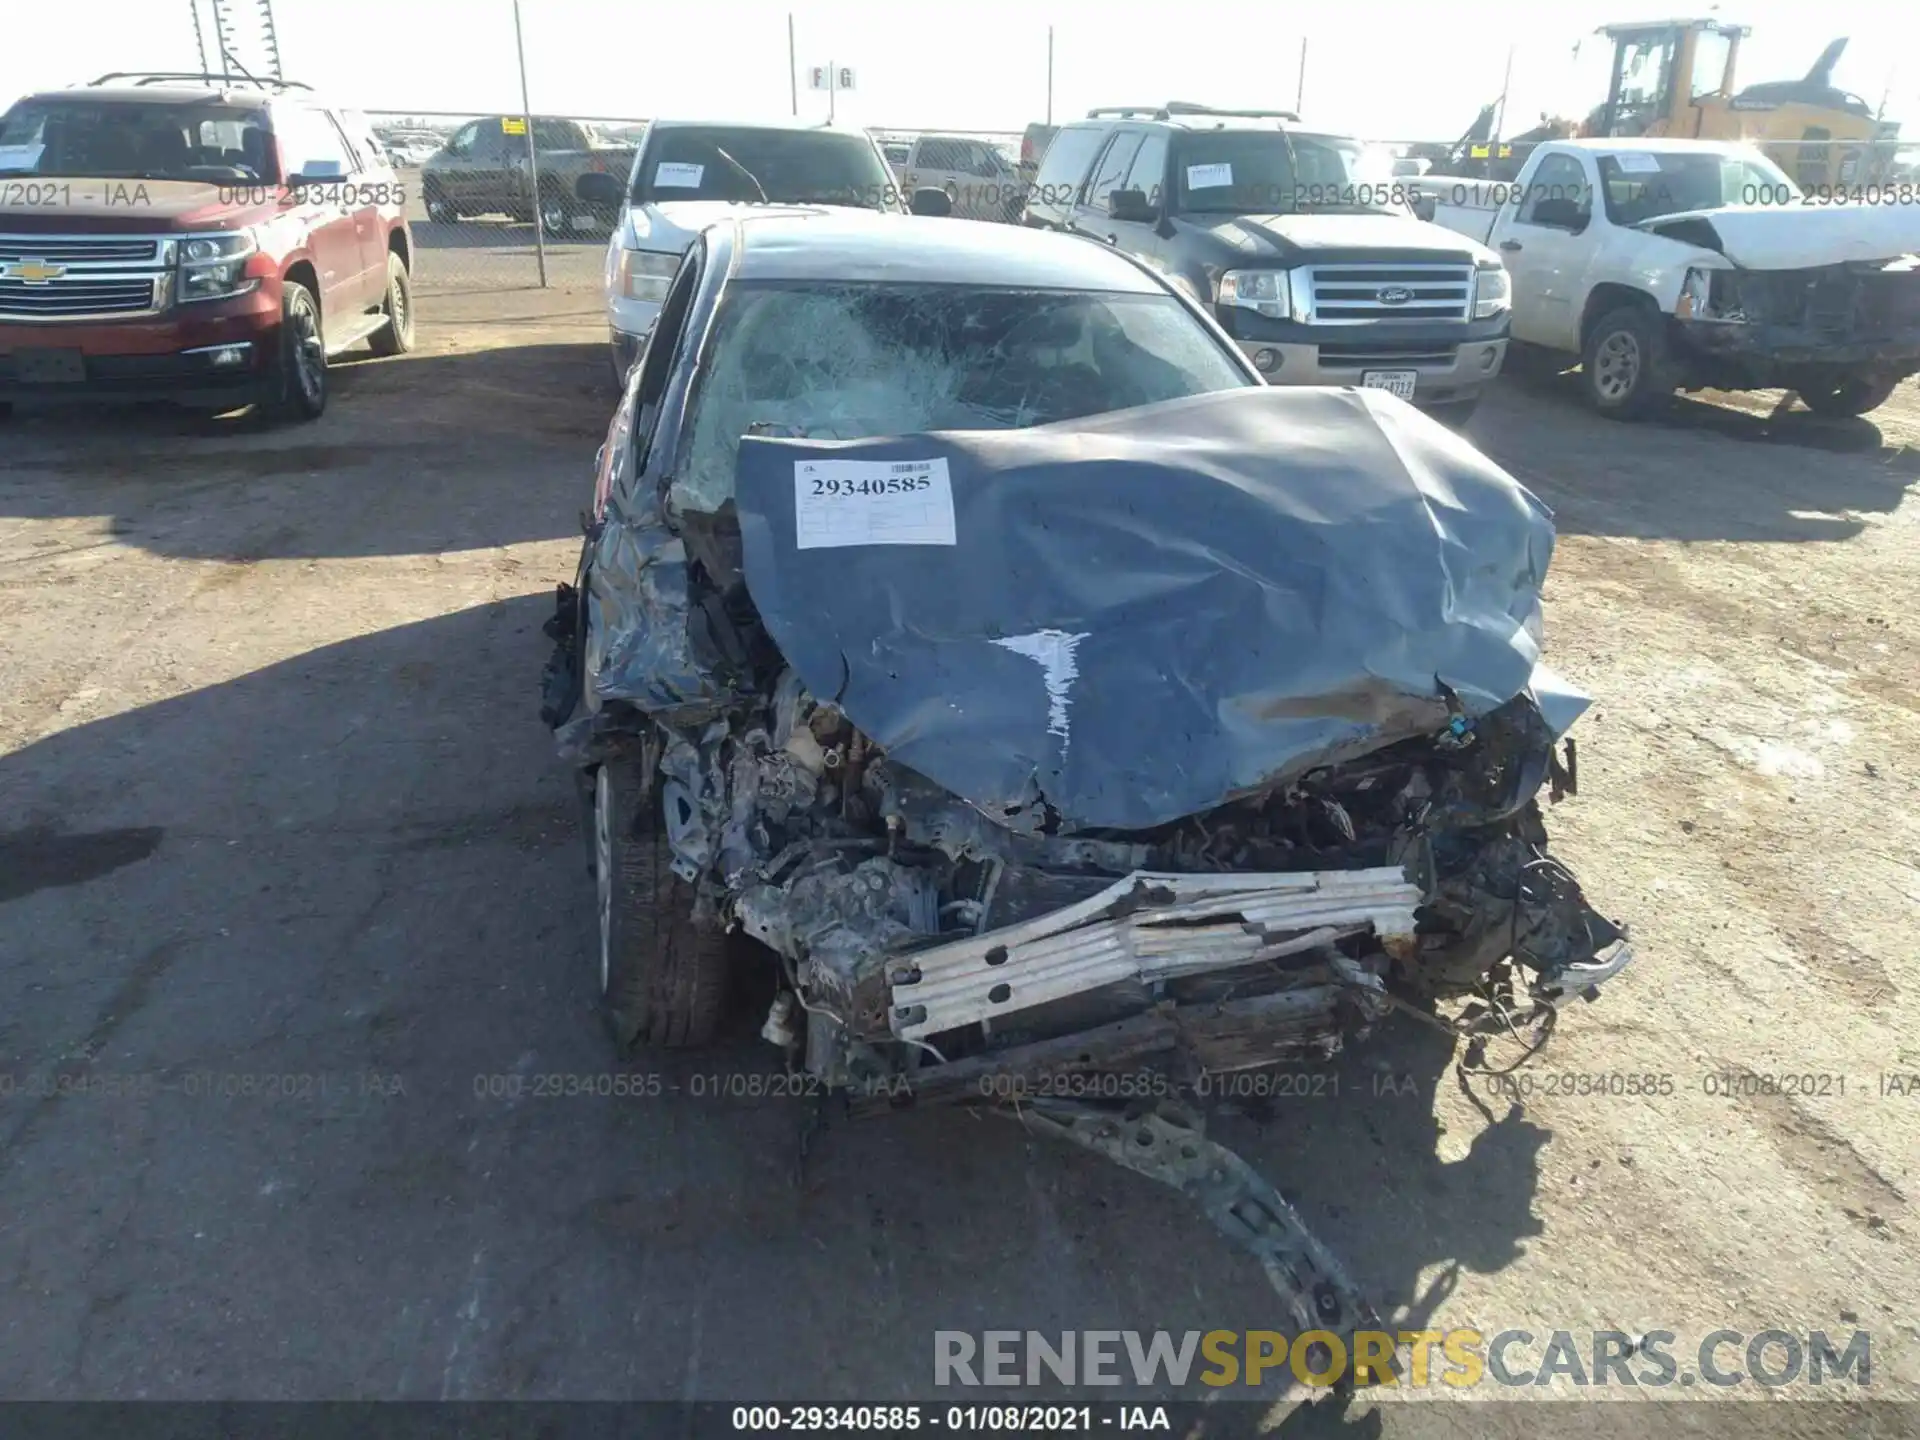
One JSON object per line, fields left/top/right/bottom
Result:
{"left": 887, "top": 867, "right": 1420, "bottom": 1041}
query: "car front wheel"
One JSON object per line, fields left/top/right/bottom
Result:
{"left": 272, "top": 280, "right": 327, "bottom": 421}
{"left": 593, "top": 755, "right": 730, "bottom": 1051}
{"left": 1581, "top": 305, "right": 1672, "bottom": 419}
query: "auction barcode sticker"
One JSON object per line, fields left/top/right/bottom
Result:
{"left": 793, "top": 459, "right": 956, "bottom": 549}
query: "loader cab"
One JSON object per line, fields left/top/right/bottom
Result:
{"left": 1594, "top": 19, "right": 1746, "bottom": 138}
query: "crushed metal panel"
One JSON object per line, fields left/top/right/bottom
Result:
{"left": 733, "top": 386, "right": 1556, "bottom": 833}
{"left": 888, "top": 867, "right": 1420, "bottom": 1040}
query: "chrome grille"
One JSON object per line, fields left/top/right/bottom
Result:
{"left": 0, "top": 232, "right": 173, "bottom": 320}
{"left": 0, "top": 277, "right": 162, "bottom": 317}
{"left": 1319, "top": 344, "right": 1460, "bottom": 370}
{"left": 1304, "top": 263, "right": 1473, "bottom": 323}
{"left": 0, "top": 235, "right": 162, "bottom": 265}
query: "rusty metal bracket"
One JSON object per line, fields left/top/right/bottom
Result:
{"left": 1012, "top": 1098, "right": 1388, "bottom": 1374}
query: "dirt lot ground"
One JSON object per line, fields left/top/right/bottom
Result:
{"left": 1, "top": 285, "right": 1917, "bottom": 1431}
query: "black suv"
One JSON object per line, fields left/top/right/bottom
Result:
{"left": 1023, "top": 103, "right": 1512, "bottom": 420}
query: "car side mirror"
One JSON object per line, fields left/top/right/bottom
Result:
{"left": 577, "top": 170, "right": 623, "bottom": 207}
{"left": 1531, "top": 196, "right": 1590, "bottom": 231}
{"left": 909, "top": 187, "right": 953, "bottom": 217}
{"left": 1108, "top": 187, "right": 1158, "bottom": 223}
{"left": 284, "top": 159, "right": 345, "bottom": 188}
{"left": 1411, "top": 194, "right": 1437, "bottom": 222}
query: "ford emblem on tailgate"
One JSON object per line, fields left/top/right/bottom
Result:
{"left": 1378, "top": 285, "right": 1414, "bottom": 306}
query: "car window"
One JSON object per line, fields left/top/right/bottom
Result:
{"left": 1171, "top": 130, "right": 1400, "bottom": 214}
{"left": 1516, "top": 153, "right": 1591, "bottom": 224}
{"left": 632, "top": 125, "right": 897, "bottom": 210}
{"left": 336, "top": 109, "right": 389, "bottom": 171}
{"left": 278, "top": 106, "right": 357, "bottom": 178}
{"left": 532, "top": 118, "right": 585, "bottom": 150}
{"left": 1032, "top": 125, "right": 1106, "bottom": 193}
{"left": 1597, "top": 149, "right": 1796, "bottom": 223}
{"left": 1084, "top": 131, "right": 1143, "bottom": 209}
{"left": 1123, "top": 132, "right": 1169, "bottom": 205}
{"left": 445, "top": 120, "right": 480, "bottom": 157}
{"left": 0, "top": 98, "right": 276, "bottom": 181}
{"left": 676, "top": 282, "right": 1252, "bottom": 512}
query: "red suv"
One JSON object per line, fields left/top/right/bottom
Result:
{"left": 0, "top": 73, "right": 414, "bottom": 422}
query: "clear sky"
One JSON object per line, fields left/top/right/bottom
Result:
{"left": 6, "top": 0, "right": 1915, "bottom": 142}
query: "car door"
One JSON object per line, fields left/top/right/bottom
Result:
{"left": 1067, "top": 127, "right": 1144, "bottom": 246}
{"left": 1100, "top": 129, "right": 1170, "bottom": 263}
{"left": 274, "top": 103, "right": 374, "bottom": 320}
{"left": 338, "top": 109, "right": 402, "bottom": 301}
{"left": 1499, "top": 152, "right": 1596, "bottom": 351}
{"left": 905, "top": 138, "right": 962, "bottom": 209}
{"left": 431, "top": 120, "right": 482, "bottom": 210}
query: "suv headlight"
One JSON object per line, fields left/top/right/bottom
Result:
{"left": 177, "top": 230, "right": 259, "bottom": 303}
{"left": 1217, "top": 269, "right": 1292, "bottom": 320}
{"left": 616, "top": 248, "right": 679, "bottom": 302}
{"left": 1472, "top": 265, "right": 1510, "bottom": 319}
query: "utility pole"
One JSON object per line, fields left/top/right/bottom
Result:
{"left": 1295, "top": 37, "right": 1307, "bottom": 114}
{"left": 1492, "top": 43, "right": 1515, "bottom": 143}
{"left": 789, "top": 14, "right": 799, "bottom": 117}
{"left": 256, "top": 0, "right": 284, "bottom": 79}
{"left": 1046, "top": 26, "right": 1054, "bottom": 125}
{"left": 512, "top": 0, "right": 549, "bottom": 288}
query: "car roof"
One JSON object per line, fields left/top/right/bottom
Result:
{"left": 1552, "top": 137, "right": 1768, "bottom": 154}
{"left": 644, "top": 117, "right": 874, "bottom": 137}
{"left": 729, "top": 212, "right": 1165, "bottom": 292}
{"left": 22, "top": 85, "right": 279, "bottom": 107}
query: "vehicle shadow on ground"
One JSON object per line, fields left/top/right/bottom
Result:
{"left": 0, "top": 342, "right": 615, "bottom": 560}
{"left": 1477, "top": 366, "right": 1919, "bottom": 545}
{"left": 0, "top": 594, "right": 1545, "bottom": 1402}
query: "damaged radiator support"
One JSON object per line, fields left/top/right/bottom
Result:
{"left": 887, "top": 868, "right": 1420, "bottom": 1042}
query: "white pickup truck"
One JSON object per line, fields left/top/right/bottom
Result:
{"left": 1420, "top": 138, "right": 1920, "bottom": 418}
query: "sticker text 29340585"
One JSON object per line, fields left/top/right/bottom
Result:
{"left": 793, "top": 459, "right": 957, "bottom": 550}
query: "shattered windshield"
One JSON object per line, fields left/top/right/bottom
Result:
{"left": 0, "top": 99, "right": 276, "bottom": 181}
{"left": 677, "top": 282, "right": 1252, "bottom": 512}
{"left": 1598, "top": 150, "right": 1797, "bottom": 224}
{"left": 631, "top": 126, "right": 896, "bottom": 209}
{"left": 1172, "top": 130, "right": 1403, "bottom": 215}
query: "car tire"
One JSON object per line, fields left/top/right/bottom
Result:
{"left": 1581, "top": 305, "right": 1673, "bottom": 419}
{"left": 272, "top": 280, "right": 327, "bottom": 422}
{"left": 366, "top": 251, "right": 417, "bottom": 357}
{"left": 1797, "top": 374, "right": 1899, "bottom": 418}
{"left": 594, "top": 755, "right": 730, "bottom": 1052}
{"left": 1426, "top": 397, "right": 1480, "bottom": 430}
{"left": 422, "top": 182, "right": 457, "bottom": 224}
{"left": 539, "top": 189, "right": 573, "bottom": 235}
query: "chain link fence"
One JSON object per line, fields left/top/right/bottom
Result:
{"left": 366, "top": 110, "right": 645, "bottom": 295}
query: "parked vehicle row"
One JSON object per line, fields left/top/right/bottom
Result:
{"left": 0, "top": 72, "right": 415, "bottom": 421}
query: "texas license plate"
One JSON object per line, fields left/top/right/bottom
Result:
{"left": 13, "top": 347, "right": 86, "bottom": 384}
{"left": 1362, "top": 369, "right": 1417, "bottom": 399}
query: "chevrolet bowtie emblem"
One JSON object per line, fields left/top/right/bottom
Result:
{"left": 4, "top": 260, "right": 67, "bottom": 283}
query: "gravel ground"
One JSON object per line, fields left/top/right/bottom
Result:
{"left": 1, "top": 288, "right": 1916, "bottom": 1432}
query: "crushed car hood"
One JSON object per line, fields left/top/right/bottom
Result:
{"left": 733, "top": 387, "right": 1556, "bottom": 834}
{"left": 1640, "top": 203, "right": 1920, "bottom": 269}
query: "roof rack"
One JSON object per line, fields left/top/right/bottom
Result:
{"left": 89, "top": 71, "right": 312, "bottom": 92}
{"left": 1086, "top": 102, "right": 1300, "bottom": 122}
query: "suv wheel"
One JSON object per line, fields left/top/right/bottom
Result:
{"left": 1798, "top": 374, "right": 1899, "bottom": 418}
{"left": 273, "top": 280, "right": 327, "bottom": 421}
{"left": 422, "top": 182, "right": 457, "bottom": 224}
{"left": 539, "top": 191, "right": 574, "bottom": 235}
{"left": 593, "top": 756, "right": 730, "bottom": 1051}
{"left": 1581, "top": 305, "right": 1673, "bottom": 420}
{"left": 367, "top": 252, "right": 417, "bottom": 357}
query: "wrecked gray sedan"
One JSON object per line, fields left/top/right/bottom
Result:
{"left": 542, "top": 212, "right": 1634, "bottom": 1339}
{"left": 542, "top": 210, "right": 1631, "bottom": 1110}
